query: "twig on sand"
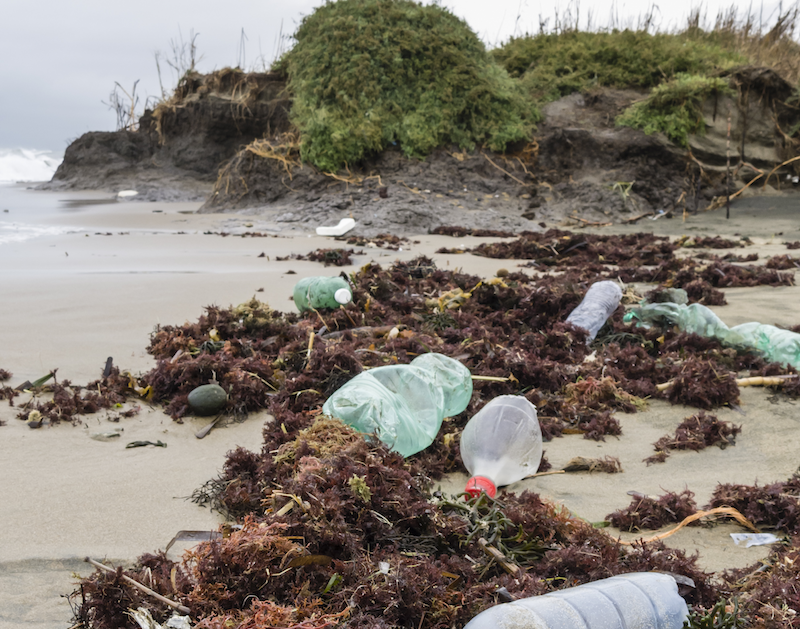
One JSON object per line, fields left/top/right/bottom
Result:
{"left": 568, "top": 217, "right": 613, "bottom": 227}
{"left": 622, "top": 211, "right": 655, "bottom": 224}
{"left": 195, "top": 415, "right": 222, "bottom": 439}
{"left": 84, "top": 557, "right": 191, "bottom": 615}
{"left": 616, "top": 506, "right": 759, "bottom": 546}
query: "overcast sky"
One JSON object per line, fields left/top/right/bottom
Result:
{"left": 0, "top": 0, "right": 787, "bottom": 153}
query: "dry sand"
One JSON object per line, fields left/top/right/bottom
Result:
{"left": 1, "top": 185, "right": 799, "bottom": 628}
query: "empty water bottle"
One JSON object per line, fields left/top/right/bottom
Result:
{"left": 566, "top": 280, "right": 623, "bottom": 341}
{"left": 322, "top": 353, "right": 473, "bottom": 457}
{"left": 293, "top": 276, "right": 352, "bottom": 312}
{"left": 625, "top": 302, "right": 800, "bottom": 368}
{"left": 460, "top": 395, "right": 542, "bottom": 498}
{"left": 464, "top": 572, "right": 688, "bottom": 629}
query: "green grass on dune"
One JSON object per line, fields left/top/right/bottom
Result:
{"left": 491, "top": 29, "right": 745, "bottom": 103}
{"left": 280, "top": 0, "right": 538, "bottom": 172}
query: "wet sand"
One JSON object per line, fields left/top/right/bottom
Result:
{"left": 1, "top": 186, "right": 799, "bottom": 627}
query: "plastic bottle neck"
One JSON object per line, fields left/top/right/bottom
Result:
{"left": 465, "top": 475, "right": 496, "bottom": 499}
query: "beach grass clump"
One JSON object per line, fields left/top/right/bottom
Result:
{"left": 280, "top": 0, "right": 536, "bottom": 172}
{"left": 615, "top": 74, "right": 733, "bottom": 146}
{"left": 492, "top": 30, "right": 743, "bottom": 103}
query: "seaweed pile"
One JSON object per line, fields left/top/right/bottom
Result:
{"left": 275, "top": 248, "right": 363, "bottom": 267}
{"left": 74, "top": 419, "right": 719, "bottom": 629}
{"left": 68, "top": 228, "right": 800, "bottom": 627}
{"left": 2, "top": 367, "right": 136, "bottom": 427}
{"left": 645, "top": 412, "right": 742, "bottom": 465}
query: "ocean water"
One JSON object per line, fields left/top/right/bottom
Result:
{"left": 0, "top": 149, "right": 116, "bottom": 244}
{"left": 0, "top": 147, "right": 62, "bottom": 183}
{"left": 0, "top": 183, "right": 79, "bottom": 244}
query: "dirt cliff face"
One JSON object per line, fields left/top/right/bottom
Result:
{"left": 44, "top": 65, "right": 800, "bottom": 232}
{"left": 46, "top": 69, "right": 291, "bottom": 200}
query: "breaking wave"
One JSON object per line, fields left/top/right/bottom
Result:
{"left": 0, "top": 148, "right": 62, "bottom": 183}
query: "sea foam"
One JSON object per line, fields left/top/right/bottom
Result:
{"left": 0, "top": 148, "right": 63, "bottom": 183}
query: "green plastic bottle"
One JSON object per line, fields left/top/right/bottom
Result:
{"left": 322, "top": 353, "right": 473, "bottom": 457}
{"left": 293, "top": 276, "right": 353, "bottom": 312}
{"left": 625, "top": 302, "right": 800, "bottom": 368}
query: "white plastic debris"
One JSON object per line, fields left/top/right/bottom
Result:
{"left": 117, "top": 190, "right": 138, "bottom": 198}
{"left": 128, "top": 608, "right": 192, "bottom": 629}
{"left": 730, "top": 533, "right": 781, "bottom": 547}
{"left": 316, "top": 217, "right": 355, "bottom": 236}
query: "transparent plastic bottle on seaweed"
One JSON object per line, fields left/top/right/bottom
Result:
{"left": 322, "top": 353, "right": 473, "bottom": 457}
{"left": 624, "top": 302, "right": 800, "bottom": 368}
{"left": 293, "top": 276, "right": 352, "bottom": 312}
{"left": 464, "top": 572, "right": 688, "bottom": 629}
{"left": 460, "top": 395, "right": 542, "bottom": 498}
{"left": 566, "top": 280, "right": 623, "bottom": 341}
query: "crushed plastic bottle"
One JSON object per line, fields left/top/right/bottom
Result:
{"left": 566, "top": 280, "right": 623, "bottom": 342}
{"left": 464, "top": 572, "right": 688, "bottom": 629}
{"left": 293, "top": 276, "right": 353, "bottom": 312}
{"left": 625, "top": 302, "right": 800, "bottom": 368}
{"left": 322, "top": 353, "right": 472, "bottom": 457}
{"left": 460, "top": 395, "right": 542, "bottom": 498}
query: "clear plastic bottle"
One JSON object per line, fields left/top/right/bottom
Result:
{"left": 625, "top": 302, "right": 800, "bottom": 368}
{"left": 293, "top": 276, "right": 352, "bottom": 312}
{"left": 322, "top": 353, "right": 473, "bottom": 457}
{"left": 464, "top": 572, "right": 688, "bottom": 629}
{"left": 565, "top": 280, "right": 623, "bottom": 341}
{"left": 460, "top": 395, "right": 542, "bottom": 498}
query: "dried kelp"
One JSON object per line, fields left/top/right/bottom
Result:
{"left": 14, "top": 366, "right": 134, "bottom": 425}
{"left": 723, "top": 538, "right": 800, "bottom": 625}
{"left": 275, "top": 248, "right": 362, "bottom": 266}
{"left": 765, "top": 254, "right": 800, "bottom": 269}
{"left": 677, "top": 235, "right": 743, "bottom": 249}
{"left": 709, "top": 477, "right": 800, "bottom": 535}
{"left": 645, "top": 412, "right": 741, "bottom": 465}
{"left": 430, "top": 226, "right": 516, "bottom": 238}
{"left": 607, "top": 490, "right": 699, "bottom": 531}
{"left": 663, "top": 359, "right": 740, "bottom": 409}
{"left": 562, "top": 455, "right": 622, "bottom": 473}
{"left": 341, "top": 233, "right": 411, "bottom": 250}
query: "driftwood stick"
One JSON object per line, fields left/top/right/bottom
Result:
{"left": 85, "top": 556, "right": 191, "bottom": 615}
{"left": 657, "top": 374, "right": 798, "bottom": 391}
{"left": 622, "top": 211, "right": 655, "bottom": 224}
{"left": 477, "top": 538, "right": 519, "bottom": 576}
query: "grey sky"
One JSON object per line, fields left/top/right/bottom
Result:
{"left": 0, "top": 0, "right": 784, "bottom": 153}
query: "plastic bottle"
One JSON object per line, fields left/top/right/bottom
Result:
{"left": 322, "top": 353, "right": 473, "bottom": 457}
{"left": 293, "top": 276, "right": 353, "bottom": 312}
{"left": 625, "top": 302, "right": 800, "bottom": 368}
{"left": 460, "top": 395, "right": 542, "bottom": 498}
{"left": 464, "top": 572, "right": 688, "bottom": 629}
{"left": 566, "top": 280, "right": 623, "bottom": 341}
{"left": 731, "top": 321, "right": 800, "bottom": 368}
{"left": 624, "top": 302, "right": 733, "bottom": 340}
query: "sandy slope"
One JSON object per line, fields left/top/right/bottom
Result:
{"left": 1, "top": 187, "right": 799, "bottom": 627}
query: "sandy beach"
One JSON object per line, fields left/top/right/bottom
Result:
{"left": 1, "top": 183, "right": 799, "bottom": 628}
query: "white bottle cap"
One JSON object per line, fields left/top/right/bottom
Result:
{"left": 334, "top": 288, "right": 352, "bottom": 305}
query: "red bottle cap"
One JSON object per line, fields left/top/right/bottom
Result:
{"left": 465, "top": 475, "right": 496, "bottom": 499}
